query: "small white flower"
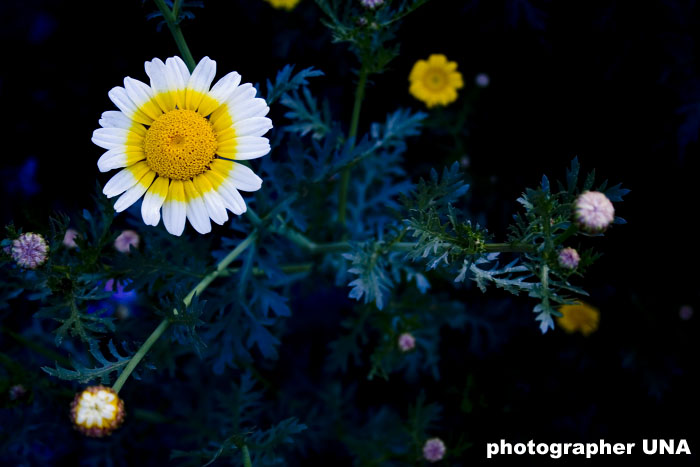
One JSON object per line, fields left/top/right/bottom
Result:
{"left": 574, "top": 191, "right": 615, "bottom": 233}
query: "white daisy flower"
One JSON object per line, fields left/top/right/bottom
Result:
{"left": 92, "top": 56, "right": 271, "bottom": 236}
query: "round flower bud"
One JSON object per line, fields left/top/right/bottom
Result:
{"left": 475, "top": 72, "right": 490, "bottom": 88}
{"left": 114, "top": 230, "right": 140, "bottom": 253}
{"left": 679, "top": 305, "right": 693, "bottom": 321}
{"left": 71, "top": 386, "right": 125, "bottom": 437}
{"left": 423, "top": 437, "right": 446, "bottom": 462}
{"left": 9, "top": 384, "right": 28, "bottom": 401}
{"left": 558, "top": 247, "right": 580, "bottom": 270}
{"left": 11, "top": 232, "right": 49, "bottom": 269}
{"left": 398, "top": 332, "right": 416, "bottom": 352}
{"left": 63, "top": 229, "right": 79, "bottom": 248}
{"left": 574, "top": 191, "right": 615, "bottom": 233}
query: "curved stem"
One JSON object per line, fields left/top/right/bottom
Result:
{"left": 112, "top": 319, "right": 169, "bottom": 394}
{"left": 112, "top": 232, "right": 258, "bottom": 393}
{"left": 337, "top": 66, "right": 369, "bottom": 226}
{"left": 153, "top": 0, "right": 196, "bottom": 71}
{"left": 242, "top": 445, "right": 252, "bottom": 467}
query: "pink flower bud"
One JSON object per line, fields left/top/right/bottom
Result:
{"left": 11, "top": 232, "right": 49, "bottom": 269}
{"left": 574, "top": 191, "right": 615, "bottom": 233}
{"left": 398, "top": 332, "right": 416, "bottom": 352}
{"left": 114, "top": 230, "right": 140, "bottom": 253}
{"left": 63, "top": 229, "right": 79, "bottom": 248}
{"left": 558, "top": 247, "right": 580, "bottom": 270}
{"left": 423, "top": 437, "right": 446, "bottom": 462}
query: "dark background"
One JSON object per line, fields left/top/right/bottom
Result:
{"left": 1, "top": 0, "right": 698, "bottom": 465}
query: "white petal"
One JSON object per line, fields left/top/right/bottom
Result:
{"left": 92, "top": 128, "right": 129, "bottom": 149}
{"left": 208, "top": 71, "right": 241, "bottom": 104}
{"left": 141, "top": 177, "right": 169, "bottom": 226}
{"left": 186, "top": 56, "right": 216, "bottom": 111}
{"left": 226, "top": 83, "right": 257, "bottom": 107}
{"left": 108, "top": 86, "right": 138, "bottom": 116}
{"left": 99, "top": 110, "right": 133, "bottom": 130}
{"left": 123, "top": 77, "right": 160, "bottom": 120}
{"left": 162, "top": 183, "right": 186, "bottom": 236}
{"left": 113, "top": 171, "right": 155, "bottom": 212}
{"left": 233, "top": 117, "right": 273, "bottom": 137}
{"left": 103, "top": 169, "right": 137, "bottom": 198}
{"left": 231, "top": 136, "right": 271, "bottom": 160}
{"left": 98, "top": 149, "right": 128, "bottom": 172}
{"left": 231, "top": 98, "right": 269, "bottom": 121}
{"left": 202, "top": 190, "right": 229, "bottom": 225}
{"left": 184, "top": 180, "right": 211, "bottom": 234}
{"left": 145, "top": 58, "right": 175, "bottom": 112}
{"left": 229, "top": 162, "right": 263, "bottom": 192}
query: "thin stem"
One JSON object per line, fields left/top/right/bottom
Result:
{"left": 182, "top": 232, "right": 258, "bottom": 306}
{"left": 112, "top": 319, "right": 169, "bottom": 394}
{"left": 337, "top": 66, "right": 369, "bottom": 226}
{"left": 112, "top": 232, "right": 258, "bottom": 393}
{"left": 242, "top": 445, "right": 252, "bottom": 467}
{"left": 153, "top": 0, "right": 196, "bottom": 71}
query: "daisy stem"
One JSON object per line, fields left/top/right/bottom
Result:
{"left": 112, "top": 319, "right": 169, "bottom": 394}
{"left": 242, "top": 445, "right": 253, "bottom": 467}
{"left": 337, "top": 66, "right": 369, "bottom": 226}
{"left": 153, "top": 0, "right": 197, "bottom": 71}
{"left": 112, "top": 232, "right": 258, "bottom": 394}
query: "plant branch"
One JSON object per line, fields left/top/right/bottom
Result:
{"left": 112, "top": 232, "right": 258, "bottom": 393}
{"left": 153, "top": 0, "right": 196, "bottom": 71}
{"left": 338, "top": 66, "right": 369, "bottom": 226}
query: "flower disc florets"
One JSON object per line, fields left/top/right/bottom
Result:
{"left": 574, "top": 191, "right": 614, "bottom": 233}
{"left": 11, "top": 232, "right": 49, "bottom": 269}
{"left": 70, "top": 386, "right": 125, "bottom": 437}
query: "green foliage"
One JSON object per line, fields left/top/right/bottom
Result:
{"left": 42, "top": 340, "right": 133, "bottom": 385}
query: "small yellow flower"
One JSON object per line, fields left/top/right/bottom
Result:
{"left": 409, "top": 54, "right": 464, "bottom": 108}
{"left": 556, "top": 302, "right": 600, "bottom": 336}
{"left": 70, "top": 386, "right": 125, "bottom": 437}
{"left": 264, "top": 0, "right": 301, "bottom": 10}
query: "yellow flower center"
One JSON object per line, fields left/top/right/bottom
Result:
{"left": 423, "top": 68, "right": 448, "bottom": 91}
{"left": 144, "top": 109, "right": 218, "bottom": 180}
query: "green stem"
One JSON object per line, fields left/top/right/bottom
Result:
{"left": 112, "top": 232, "right": 258, "bottom": 393}
{"left": 112, "top": 319, "right": 169, "bottom": 394}
{"left": 153, "top": 0, "right": 196, "bottom": 71}
{"left": 182, "top": 232, "right": 258, "bottom": 306}
{"left": 337, "top": 66, "right": 369, "bottom": 226}
{"left": 242, "top": 445, "right": 252, "bottom": 467}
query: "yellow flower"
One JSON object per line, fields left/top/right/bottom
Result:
{"left": 409, "top": 54, "right": 464, "bottom": 108}
{"left": 556, "top": 302, "right": 600, "bottom": 336}
{"left": 264, "top": 0, "right": 301, "bottom": 10}
{"left": 70, "top": 386, "right": 125, "bottom": 437}
{"left": 92, "top": 56, "right": 271, "bottom": 236}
